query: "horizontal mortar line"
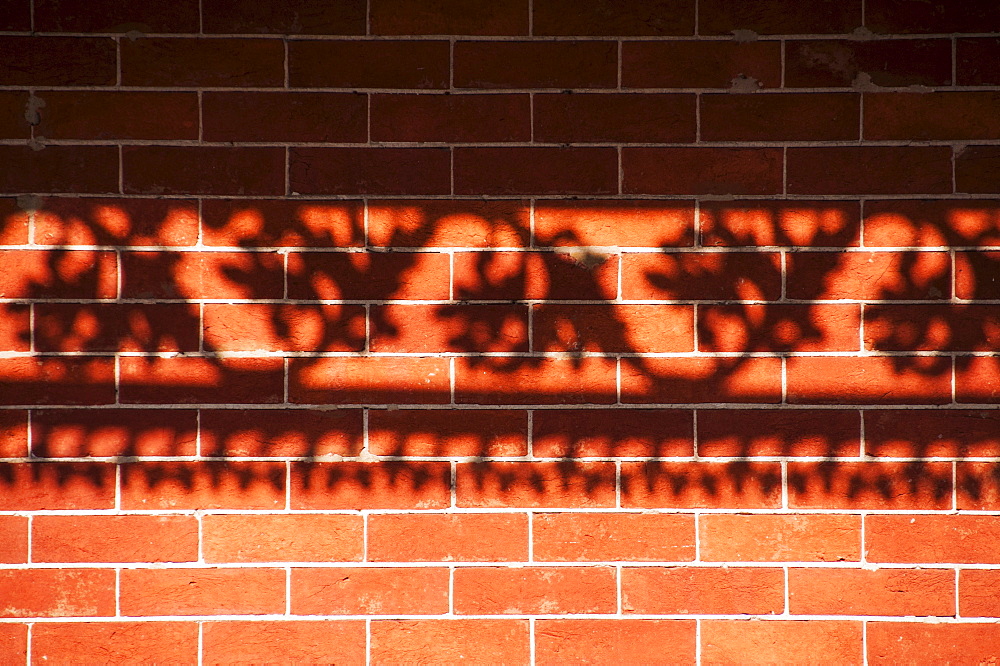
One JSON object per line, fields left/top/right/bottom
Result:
{"left": 6, "top": 139, "right": 996, "bottom": 148}
{"left": 2, "top": 245, "right": 993, "bottom": 253}
{"left": 0, "top": 561, "right": 981, "bottom": 570}
{"left": 3, "top": 508, "right": 998, "bottom": 517}
{"left": 5, "top": 297, "right": 999, "bottom": 306}
{"left": 0, "top": 350, "right": 988, "bottom": 358}
{"left": 2, "top": 402, "right": 997, "bottom": 411}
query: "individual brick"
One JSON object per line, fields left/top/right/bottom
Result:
{"left": 453, "top": 566, "right": 617, "bottom": 614}
{"left": 203, "top": 514, "right": 363, "bottom": 563}
{"left": 622, "top": 567, "right": 784, "bottom": 614}
{"left": 0, "top": 462, "right": 114, "bottom": 510}
{"left": 293, "top": 567, "right": 449, "bottom": 615}
{"left": 866, "top": 515, "right": 1000, "bottom": 564}
{"left": 287, "top": 251, "right": 450, "bottom": 300}
{"left": 534, "top": 303, "right": 694, "bottom": 354}
{"left": 699, "top": 304, "right": 861, "bottom": 353}
{"left": 119, "top": 357, "right": 285, "bottom": 405}
{"left": 864, "top": 304, "right": 1000, "bottom": 352}
{"left": 370, "top": 303, "right": 528, "bottom": 353}
{"left": 203, "top": 303, "right": 366, "bottom": 353}
{"left": 863, "top": 199, "right": 1000, "bottom": 248}
{"left": 0, "top": 36, "right": 116, "bottom": 86}
{"left": 623, "top": 41, "right": 781, "bottom": 88}
{"left": 0, "top": 303, "right": 29, "bottom": 352}
{"left": 120, "top": 461, "right": 286, "bottom": 510}
{"left": 0, "top": 516, "right": 27, "bottom": 563}
{"left": 35, "top": 91, "right": 198, "bottom": 140}
{"left": 456, "top": 461, "right": 617, "bottom": 509}
{"left": 699, "top": 0, "right": 861, "bottom": 34}
{"left": 956, "top": 146, "right": 1000, "bottom": 194}
{"left": 865, "top": 409, "right": 1000, "bottom": 458}
{"left": 33, "top": 515, "right": 197, "bottom": 563}
{"left": 789, "top": 568, "right": 954, "bottom": 616}
{"left": 532, "top": 409, "right": 693, "bottom": 457}
{"left": 202, "top": 621, "right": 366, "bottom": 664}
{"left": 786, "top": 251, "right": 950, "bottom": 300}
{"left": 290, "top": 147, "right": 451, "bottom": 195}
{"left": 534, "top": 0, "right": 694, "bottom": 35}
{"left": 957, "top": 462, "right": 1000, "bottom": 510}
{"left": 0, "top": 569, "right": 115, "bottom": 617}
{"left": 454, "top": 147, "right": 618, "bottom": 195}
{"left": 620, "top": 357, "right": 783, "bottom": 405}
{"left": 123, "top": 146, "right": 285, "bottom": 196}
{"left": 866, "top": 0, "right": 1000, "bottom": 34}
{"left": 697, "top": 409, "right": 860, "bottom": 457}
{"left": 534, "top": 93, "right": 696, "bottom": 143}
{"left": 0, "top": 249, "right": 117, "bottom": 299}
{"left": 958, "top": 38, "right": 1000, "bottom": 86}
{"left": 120, "top": 37, "right": 284, "bottom": 86}
{"left": 452, "top": 250, "right": 618, "bottom": 301}
{"left": 454, "top": 357, "right": 617, "bottom": 405}
{"left": 34, "top": 197, "right": 199, "bottom": 247}
{"left": 700, "top": 514, "right": 861, "bottom": 562}
{"left": 368, "top": 199, "right": 530, "bottom": 248}
{"left": 202, "top": 0, "right": 366, "bottom": 34}
{"left": 368, "top": 409, "right": 528, "bottom": 457}
{"left": 454, "top": 41, "right": 617, "bottom": 89}
{"left": 121, "top": 250, "right": 283, "bottom": 299}
{"left": 0, "top": 146, "right": 119, "bottom": 194}
{"left": 955, "top": 251, "right": 1000, "bottom": 299}
{"left": 960, "top": 569, "right": 1000, "bottom": 617}
{"left": 786, "top": 357, "right": 952, "bottom": 405}
{"left": 865, "top": 92, "right": 1000, "bottom": 141}
{"left": 368, "top": 513, "right": 529, "bottom": 562}
{"left": 371, "top": 0, "right": 527, "bottom": 35}
{"left": 34, "top": 0, "right": 199, "bottom": 32}
{"left": 785, "top": 39, "right": 951, "bottom": 87}
{"left": 702, "top": 620, "right": 862, "bottom": 665}
{"left": 621, "top": 461, "right": 782, "bottom": 509}
{"left": 788, "top": 461, "right": 953, "bottom": 510}
{"left": 787, "top": 147, "right": 953, "bottom": 195}
{"left": 868, "top": 623, "right": 1000, "bottom": 664}
{"left": 533, "top": 513, "right": 695, "bottom": 562}
{"left": 620, "top": 251, "right": 781, "bottom": 300}
{"left": 35, "top": 303, "right": 200, "bottom": 353}
{"left": 289, "top": 357, "right": 451, "bottom": 405}
{"left": 203, "top": 92, "right": 367, "bottom": 143}
{"left": 370, "top": 93, "right": 530, "bottom": 143}
{"left": 0, "top": 198, "right": 29, "bottom": 244}
{"left": 371, "top": 620, "right": 529, "bottom": 665}
{"left": 535, "top": 620, "right": 696, "bottom": 665}
{"left": 0, "top": 91, "right": 31, "bottom": 139}
{"left": 202, "top": 199, "right": 364, "bottom": 248}
{"left": 0, "top": 1, "right": 29, "bottom": 30}
{"left": 0, "top": 357, "right": 116, "bottom": 406}
{"left": 291, "top": 462, "right": 452, "bottom": 510}
{"left": 534, "top": 200, "right": 694, "bottom": 248}
{"left": 120, "top": 568, "right": 286, "bottom": 616}
{"left": 624, "top": 148, "right": 783, "bottom": 195}
{"left": 0, "top": 411, "right": 27, "bottom": 457}
{"left": 702, "top": 92, "right": 859, "bottom": 141}
{"left": 200, "top": 408, "right": 363, "bottom": 457}
{"left": 289, "top": 40, "right": 449, "bottom": 88}
{"left": 700, "top": 200, "right": 861, "bottom": 247}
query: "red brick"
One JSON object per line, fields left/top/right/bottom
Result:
{"left": 958, "top": 462, "right": 1000, "bottom": 510}
{"left": 535, "top": 200, "right": 694, "bottom": 248}
{"left": 371, "top": 0, "right": 526, "bottom": 35}
{"left": 31, "top": 408, "right": 197, "bottom": 457}
{"left": 33, "top": 515, "right": 198, "bottom": 563}
{"left": 0, "top": 357, "right": 115, "bottom": 406}
{"left": 121, "top": 568, "right": 285, "bottom": 616}
{"left": 369, "top": 199, "right": 529, "bottom": 248}
{"left": 293, "top": 567, "right": 448, "bottom": 615}
{"left": 957, "top": 146, "right": 1000, "bottom": 194}
{"left": 958, "top": 38, "right": 1000, "bottom": 86}
{"left": 291, "top": 462, "right": 451, "bottom": 510}
{"left": 457, "top": 461, "right": 616, "bottom": 509}
{"left": 368, "top": 513, "right": 528, "bottom": 562}
{"left": 868, "top": 623, "right": 1000, "bottom": 665}
{"left": 866, "top": 409, "right": 1000, "bottom": 458}
{"left": 621, "top": 357, "right": 783, "bottom": 405}
{"left": 0, "top": 463, "right": 114, "bottom": 510}
{"left": 864, "top": 200, "right": 1000, "bottom": 248}
{"left": 701, "top": 514, "right": 861, "bottom": 562}
{"left": 119, "top": 357, "right": 284, "bottom": 405}
{"left": 700, "top": 304, "right": 861, "bottom": 353}
{"left": 865, "top": 304, "right": 998, "bottom": 352}
{"left": 202, "top": 199, "right": 364, "bottom": 248}
{"left": 203, "top": 621, "right": 366, "bottom": 664}
{"left": 35, "top": 197, "right": 199, "bottom": 247}
{"left": 534, "top": 513, "right": 695, "bottom": 562}
{"left": 787, "top": 251, "right": 950, "bottom": 300}
{"left": 622, "top": 566, "right": 784, "bottom": 614}
{"left": 368, "top": 409, "right": 527, "bottom": 457}
{"left": 700, "top": 0, "right": 861, "bottom": 34}
{"left": 0, "top": 411, "right": 26, "bottom": 457}
{"left": 956, "top": 251, "right": 1000, "bottom": 299}
{"left": 535, "top": 93, "right": 695, "bottom": 143}
{"left": 701, "top": 200, "right": 861, "bottom": 247}
{"left": 536, "top": 620, "right": 695, "bottom": 665}
{"left": 788, "top": 461, "right": 953, "bottom": 509}
{"left": 0, "top": 1, "right": 28, "bottom": 30}
{"left": 535, "top": 303, "right": 692, "bottom": 354}
{"left": 533, "top": 409, "right": 693, "bottom": 458}
{"left": 204, "top": 303, "right": 366, "bottom": 353}
{"left": 371, "top": 620, "right": 529, "bottom": 664}
{"left": 34, "top": 624, "right": 195, "bottom": 663}
{"left": 702, "top": 620, "right": 862, "bottom": 665}
{"left": 203, "top": 0, "right": 365, "bottom": 34}
{"left": 959, "top": 357, "right": 1000, "bottom": 403}
{"left": 624, "top": 147, "right": 783, "bottom": 195}
{"left": 453, "top": 250, "right": 618, "bottom": 301}
{"left": 455, "top": 147, "right": 618, "bottom": 195}
{"left": 0, "top": 36, "right": 116, "bottom": 85}
{"left": 201, "top": 408, "right": 363, "bottom": 457}
{"left": 204, "top": 92, "right": 366, "bottom": 143}
{"left": 455, "top": 358, "right": 617, "bottom": 405}
{"left": 288, "top": 251, "right": 450, "bottom": 301}
{"left": 621, "top": 251, "right": 781, "bottom": 300}
{"left": 0, "top": 569, "right": 115, "bottom": 617}
{"left": 122, "top": 250, "right": 282, "bottom": 299}
{"left": 36, "top": 91, "right": 198, "bottom": 140}
{"left": 120, "top": 461, "right": 286, "bottom": 510}
{"left": 623, "top": 41, "right": 781, "bottom": 88}
{"left": 35, "top": 0, "right": 199, "bottom": 32}
{"left": 788, "top": 146, "right": 953, "bottom": 195}
{"left": 121, "top": 37, "right": 283, "bottom": 86}
{"left": 371, "top": 93, "right": 530, "bottom": 143}
{"left": 0, "top": 249, "right": 116, "bottom": 299}
{"left": 698, "top": 409, "right": 860, "bottom": 457}
{"left": 123, "top": 146, "right": 285, "bottom": 196}
{"left": 36, "top": 303, "right": 199, "bottom": 353}
{"left": 541, "top": 0, "right": 695, "bottom": 34}
{"left": 289, "top": 40, "right": 449, "bottom": 88}
{"left": 866, "top": 515, "right": 1000, "bottom": 564}
{"left": 788, "top": 357, "right": 952, "bottom": 405}
{"left": 0, "top": 198, "right": 29, "bottom": 244}
{"left": 960, "top": 569, "right": 1000, "bottom": 617}
{"left": 0, "top": 146, "right": 118, "bottom": 194}
{"left": 0, "top": 92, "right": 27, "bottom": 139}
{"left": 789, "top": 567, "right": 954, "bottom": 616}
{"left": 290, "top": 357, "right": 450, "bottom": 405}
{"left": 455, "top": 41, "right": 617, "bottom": 89}
{"left": 703, "top": 92, "right": 858, "bottom": 141}
{"left": 867, "top": 0, "right": 1000, "bottom": 34}
{"left": 0, "top": 303, "right": 29, "bottom": 352}
{"left": 290, "top": 147, "right": 450, "bottom": 195}
{"left": 371, "top": 304, "right": 528, "bottom": 353}
{"left": 0, "top": 516, "right": 27, "bottom": 563}
{"left": 621, "top": 461, "right": 782, "bottom": 509}
{"left": 785, "top": 39, "right": 952, "bottom": 87}
{"left": 454, "top": 566, "right": 616, "bottom": 614}
{"left": 204, "top": 515, "right": 362, "bottom": 563}
{"left": 866, "top": 92, "right": 1000, "bottom": 141}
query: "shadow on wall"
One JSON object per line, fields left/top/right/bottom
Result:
{"left": 0, "top": 197, "right": 999, "bottom": 508}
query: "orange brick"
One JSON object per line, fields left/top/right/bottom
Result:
{"left": 0, "top": 410, "right": 27, "bottom": 457}
{"left": 621, "top": 357, "right": 782, "bottom": 405}
{"left": 536, "top": 620, "right": 696, "bottom": 665}
{"left": 368, "top": 199, "right": 529, "bottom": 248}
{"left": 534, "top": 304, "right": 694, "bottom": 353}
{"left": 202, "top": 199, "right": 364, "bottom": 248}
{"left": 702, "top": 620, "right": 862, "bottom": 665}
{"left": 32, "top": 622, "right": 198, "bottom": 663}
{"left": 370, "top": 0, "right": 526, "bottom": 35}
{"left": 958, "top": 461, "right": 1000, "bottom": 510}
{"left": 698, "top": 409, "right": 860, "bottom": 457}
{"left": 789, "top": 568, "right": 954, "bottom": 617}
{"left": 0, "top": 516, "right": 27, "bottom": 564}
{"left": 291, "top": 462, "right": 451, "bottom": 510}
{"left": 0, "top": 303, "right": 28, "bottom": 352}
{"left": 868, "top": 622, "right": 1000, "bottom": 664}
{"left": 457, "top": 461, "right": 616, "bottom": 509}
{"left": 287, "top": 251, "right": 451, "bottom": 300}
{"left": 202, "top": 621, "right": 366, "bottom": 664}
{"left": 701, "top": 200, "right": 861, "bottom": 247}
{"left": 532, "top": 409, "right": 693, "bottom": 458}
{"left": 0, "top": 198, "right": 29, "bottom": 244}
{"left": 788, "top": 461, "right": 953, "bottom": 510}
{"left": 454, "top": 147, "right": 618, "bottom": 195}
{"left": 0, "top": 624, "right": 25, "bottom": 662}
{"left": 290, "top": 147, "right": 451, "bottom": 195}
{"left": 368, "top": 513, "right": 528, "bottom": 562}
{"left": 534, "top": 200, "right": 694, "bottom": 248}
{"left": 455, "top": 358, "right": 617, "bottom": 405}
{"left": 35, "top": 303, "right": 199, "bottom": 353}
{"left": 368, "top": 409, "right": 528, "bottom": 457}
{"left": 621, "top": 251, "right": 781, "bottom": 300}
{"left": 786, "top": 251, "right": 950, "bottom": 300}
{"left": 956, "top": 355, "right": 1000, "bottom": 404}
{"left": 0, "top": 569, "right": 115, "bottom": 618}
{"left": 454, "top": 566, "right": 616, "bottom": 614}
{"left": 203, "top": 514, "right": 363, "bottom": 563}
{"left": 786, "top": 357, "right": 952, "bottom": 405}
{"left": 34, "top": 196, "right": 199, "bottom": 247}
{"left": 123, "top": 146, "right": 285, "bottom": 196}
{"left": 371, "top": 620, "right": 529, "bottom": 664}
{"left": 622, "top": 566, "right": 784, "bottom": 615}
{"left": 293, "top": 567, "right": 449, "bottom": 615}
{"left": 200, "top": 408, "right": 363, "bottom": 457}
{"left": 865, "top": 409, "right": 1000, "bottom": 457}
{"left": 204, "top": 303, "right": 365, "bottom": 353}
{"left": 31, "top": 409, "right": 196, "bottom": 457}
{"left": 701, "top": 514, "right": 861, "bottom": 563}
{"left": 454, "top": 41, "right": 617, "bottom": 89}
{"left": 33, "top": 515, "right": 198, "bottom": 563}
{"left": 453, "top": 250, "right": 618, "bottom": 301}
{"left": 533, "top": 513, "right": 695, "bottom": 562}
{"left": 700, "top": 304, "right": 860, "bottom": 353}
{"left": 622, "top": 461, "right": 782, "bottom": 509}
{"left": 121, "top": 568, "right": 285, "bottom": 616}
{"left": 119, "top": 357, "right": 285, "bottom": 405}
{"left": 867, "top": 515, "right": 1000, "bottom": 564}
{"left": 290, "top": 357, "right": 451, "bottom": 405}
{"left": 370, "top": 303, "right": 528, "bottom": 353}
{"left": 787, "top": 147, "right": 953, "bottom": 195}
{"left": 864, "top": 200, "right": 1000, "bottom": 247}
{"left": 865, "top": 304, "right": 1000, "bottom": 352}
{"left": 956, "top": 251, "right": 1000, "bottom": 299}
{"left": 120, "top": 461, "right": 286, "bottom": 511}
{"left": 0, "top": 462, "right": 114, "bottom": 510}
{"left": 121, "top": 250, "right": 283, "bottom": 299}
{"left": 0, "top": 248, "right": 117, "bottom": 299}
{"left": 960, "top": 569, "right": 1000, "bottom": 617}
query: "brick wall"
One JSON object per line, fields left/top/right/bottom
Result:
{"left": 2, "top": 0, "right": 1000, "bottom": 662}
